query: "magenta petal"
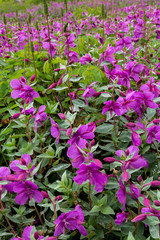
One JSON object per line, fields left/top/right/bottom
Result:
{"left": 11, "top": 90, "right": 21, "bottom": 99}
{"left": 15, "top": 192, "right": 28, "bottom": 205}
{"left": 10, "top": 79, "right": 21, "bottom": 89}
{"left": 23, "top": 226, "right": 33, "bottom": 240}
{"left": 32, "top": 190, "right": 43, "bottom": 203}
{"left": 54, "top": 222, "right": 64, "bottom": 236}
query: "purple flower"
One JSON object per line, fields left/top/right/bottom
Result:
{"left": 74, "top": 162, "right": 108, "bottom": 192}
{"left": 18, "top": 85, "right": 39, "bottom": 103}
{"left": 10, "top": 77, "right": 26, "bottom": 99}
{"left": 115, "top": 212, "right": 128, "bottom": 225}
{"left": 117, "top": 177, "right": 126, "bottom": 211}
{"left": 102, "top": 100, "right": 121, "bottom": 116}
{"left": 99, "top": 45, "right": 115, "bottom": 64}
{"left": 64, "top": 33, "right": 76, "bottom": 48}
{"left": 147, "top": 124, "right": 160, "bottom": 144}
{"left": 13, "top": 180, "right": 43, "bottom": 205}
{"left": 69, "top": 51, "right": 78, "bottom": 63}
{"left": 34, "top": 105, "right": 47, "bottom": 132}
{"left": 82, "top": 82, "right": 97, "bottom": 105}
{"left": 131, "top": 131, "right": 142, "bottom": 146}
{"left": 79, "top": 54, "right": 92, "bottom": 65}
{"left": 67, "top": 139, "right": 93, "bottom": 168}
{"left": 54, "top": 205, "right": 87, "bottom": 236}
{"left": 67, "top": 122, "right": 96, "bottom": 146}
{"left": 10, "top": 77, "right": 39, "bottom": 103}
{"left": 42, "top": 42, "right": 57, "bottom": 57}
{"left": 116, "top": 145, "right": 148, "bottom": 170}
{"left": 116, "top": 36, "right": 133, "bottom": 51}
{"left": 50, "top": 117, "right": 60, "bottom": 144}
{"left": 10, "top": 154, "right": 34, "bottom": 177}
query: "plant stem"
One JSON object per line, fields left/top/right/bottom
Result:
{"left": 0, "top": 198, "right": 16, "bottom": 235}
{"left": 34, "top": 204, "right": 44, "bottom": 225}
{"left": 88, "top": 182, "right": 92, "bottom": 210}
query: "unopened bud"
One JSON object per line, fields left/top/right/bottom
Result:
{"left": 21, "top": 157, "right": 26, "bottom": 165}
{"left": 153, "top": 119, "right": 160, "bottom": 124}
{"left": 154, "top": 200, "right": 160, "bottom": 206}
{"left": 137, "top": 175, "right": 143, "bottom": 183}
{"left": 4, "top": 55, "right": 10, "bottom": 58}
{"left": 93, "top": 92, "right": 101, "bottom": 97}
{"left": 41, "top": 191, "right": 50, "bottom": 199}
{"left": 137, "top": 79, "right": 142, "bottom": 85}
{"left": 20, "top": 76, "right": 26, "bottom": 82}
{"left": 26, "top": 97, "right": 30, "bottom": 104}
{"left": 58, "top": 113, "right": 66, "bottom": 120}
{"left": 34, "top": 231, "right": 39, "bottom": 239}
{"left": 54, "top": 68, "right": 61, "bottom": 72}
{"left": 90, "top": 139, "right": 95, "bottom": 147}
{"left": 86, "top": 143, "right": 89, "bottom": 148}
{"left": 132, "top": 214, "right": 147, "bottom": 222}
{"left": 126, "top": 149, "right": 130, "bottom": 156}
{"left": 55, "top": 195, "right": 63, "bottom": 202}
{"left": 126, "top": 122, "right": 136, "bottom": 128}
{"left": 58, "top": 74, "right": 64, "bottom": 86}
{"left": 30, "top": 74, "right": 35, "bottom": 82}
{"left": 48, "top": 83, "right": 57, "bottom": 90}
{"left": 11, "top": 113, "right": 21, "bottom": 119}
{"left": 151, "top": 181, "right": 160, "bottom": 187}
{"left": 66, "top": 126, "right": 72, "bottom": 136}
{"left": 103, "top": 157, "right": 115, "bottom": 163}
{"left": 25, "top": 58, "right": 30, "bottom": 63}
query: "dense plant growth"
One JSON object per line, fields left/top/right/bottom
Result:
{"left": 0, "top": 0, "right": 160, "bottom": 239}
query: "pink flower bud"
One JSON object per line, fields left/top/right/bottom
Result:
{"left": 154, "top": 200, "right": 160, "bottom": 206}
{"left": 11, "top": 113, "right": 21, "bottom": 119}
{"left": 132, "top": 214, "right": 147, "bottom": 222}
{"left": 66, "top": 126, "right": 72, "bottom": 137}
{"left": 34, "top": 231, "right": 39, "bottom": 239}
{"left": 26, "top": 97, "right": 30, "bottom": 104}
{"left": 136, "top": 79, "right": 142, "bottom": 85}
{"left": 58, "top": 74, "right": 64, "bottom": 86}
{"left": 153, "top": 119, "right": 160, "bottom": 124}
{"left": 123, "top": 170, "right": 129, "bottom": 182}
{"left": 25, "top": 58, "right": 30, "bottom": 63}
{"left": 126, "top": 149, "right": 130, "bottom": 156}
{"left": 126, "top": 122, "right": 136, "bottom": 128}
{"left": 137, "top": 175, "right": 143, "bottom": 183}
{"left": 4, "top": 55, "right": 10, "bottom": 58}
{"left": 126, "top": 115, "right": 130, "bottom": 121}
{"left": 150, "top": 181, "right": 160, "bottom": 187}
{"left": 46, "top": 237, "right": 57, "bottom": 240}
{"left": 86, "top": 142, "right": 89, "bottom": 148}
{"left": 41, "top": 191, "right": 50, "bottom": 199}
{"left": 55, "top": 195, "right": 63, "bottom": 202}
{"left": 143, "top": 198, "right": 150, "bottom": 207}
{"left": 103, "top": 157, "right": 115, "bottom": 163}
{"left": 30, "top": 74, "right": 35, "bottom": 82}
{"left": 48, "top": 83, "right": 57, "bottom": 90}
{"left": 93, "top": 92, "right": 101, "bottom": 97}
{"left": 54, "top": 68, "right": 61, "bottom": 72}
{"left": 58, "top": 113, "right": 66, "bottom": 120}
{"left": 90, "top": 139, "right": 95, "bottom": 147}
{"left": 20, "top": 76, "right": 26, "bottom": 82}
{"left": 21, "top": 157, "right": 26, "bottom": 165}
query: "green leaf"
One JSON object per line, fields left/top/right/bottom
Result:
{"left": 101, "top": 206, "right": 114, "bottom": 215}
{"left": 90, "top": 205, "right": 100, "bottom": 213}
{"left": 149, "top": 224, "right": 160, "bottom": 239}
{"left": 127, "top": 232, "right": 135, "bottom": 240}
{"left": 96, "top": 124, "right": 113, "bottom": 134}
